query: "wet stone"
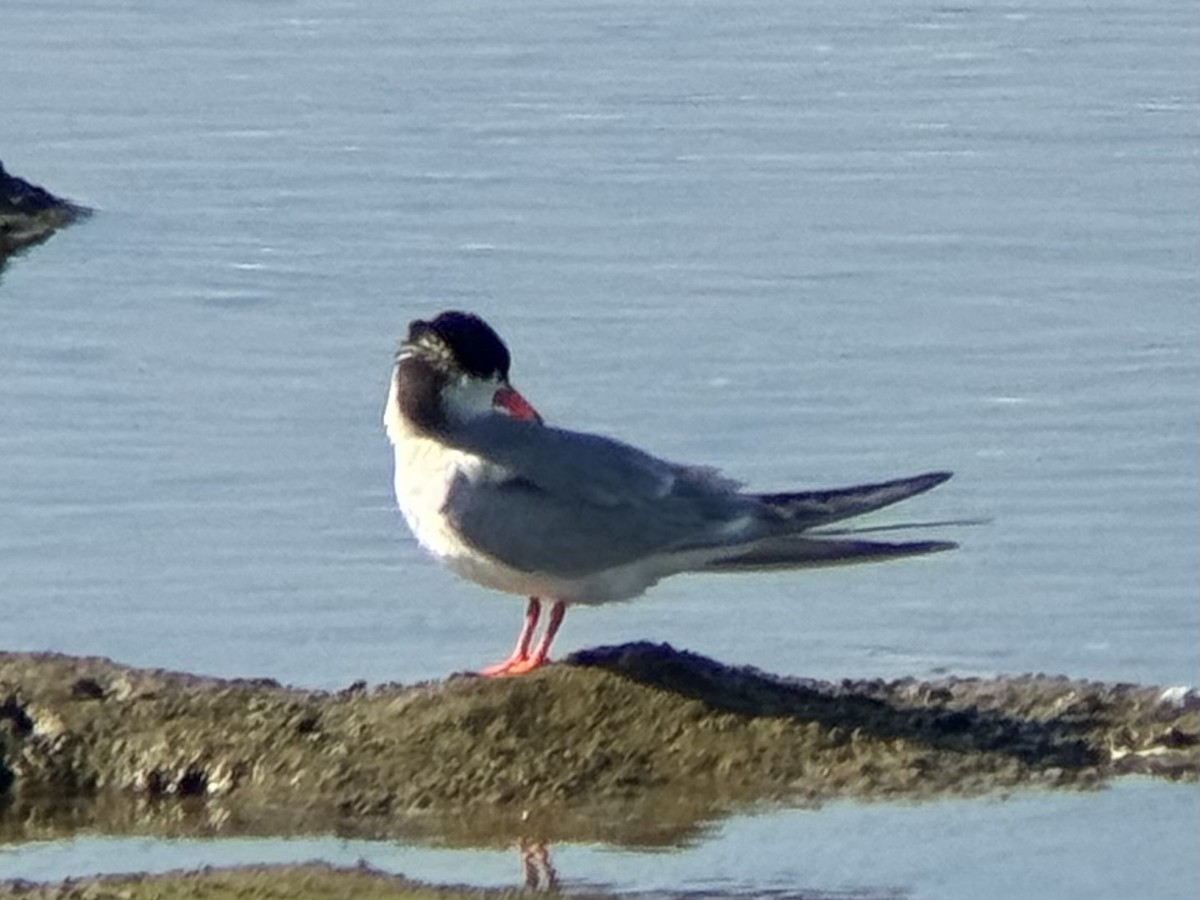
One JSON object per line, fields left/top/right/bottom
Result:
{"left": 0, "top": 646, "right": 1195, "bottom": 847}
{"left": 0, "top": 161, "right": 89, "bottom": 264}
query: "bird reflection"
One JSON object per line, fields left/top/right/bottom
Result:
{"left": 518, "top": 838, "right": 559, "bottom": 891}
{"left": 510, "top": 835, "right": 905, "bottom": 898}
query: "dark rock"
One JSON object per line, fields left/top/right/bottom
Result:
{"left": 0, "top": 160, "right": 90, "bottom": 264}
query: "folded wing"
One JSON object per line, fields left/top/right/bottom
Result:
{"left": 442, "top": 415, "right": 954, "bottom": 582}
{"left": 699, "top": 535, "right": 957, "bottom": 572}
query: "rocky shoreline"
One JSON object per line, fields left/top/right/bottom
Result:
{"left": 0, "top": 863, "right": 537, "bottom": 900}
{"left": 2, "top": 644, "right": 1196, "bottom": 852}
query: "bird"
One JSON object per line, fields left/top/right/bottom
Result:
{"left": 383, "top": 310, "right": 955, "bottom": 676}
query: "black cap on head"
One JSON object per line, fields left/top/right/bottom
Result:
{"left": 407, "top": 311, "right": 511, "bottom": 380}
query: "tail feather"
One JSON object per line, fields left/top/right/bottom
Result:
{"left": 756, "top": 470, "right": 952, "bottom": 530}
{"left": 701, "top": 535, "right": 957, "bottom": 572}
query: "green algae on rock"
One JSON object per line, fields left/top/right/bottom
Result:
{"left": 1, "top": 645, "right": 1196, "bottom": 846}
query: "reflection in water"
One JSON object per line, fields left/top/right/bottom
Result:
{"left": 518, "top": 839, "right": 559, "bottom": 892}
{"left": 511, "top": 840, "right": 906, "bottom": 899}
{"left": 0, "top": 780, "right": 1194, "bottom": 899}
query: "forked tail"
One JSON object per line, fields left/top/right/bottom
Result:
{"left": 756, "top": 470, "right": 952, "bottom": 530}
{"left": 701, "top": 470, "right": 958, "bottom": 572}
{"left": 701, "top": 534, "right": 956, "bottom": 572}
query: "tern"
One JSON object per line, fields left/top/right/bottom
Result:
{"left": 384, "top": 311, "right": 955, "bottom": 676}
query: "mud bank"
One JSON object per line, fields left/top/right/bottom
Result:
{"left": 0, "top": 162, "right": 88, "bottom": 263}
{"left": 0, "top": 863, "right": 534, "bottom": 900}
{"left": 1, "top": 644, "right": 1196, "bottom": 845}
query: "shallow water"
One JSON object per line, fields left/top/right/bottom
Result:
{"left": 1, "top": 0, "right": 1197, "bottom": 894}
{"left": 3, "top": 781, "right": 1197, "bottom": 900}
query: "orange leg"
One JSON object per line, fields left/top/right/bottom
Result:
{"left": 478, "top": 598, "right": 566, "bottom": 677}
{"left": 480, "top": 387, "right": 559, "bottom": 678}
{"left": 479, "top": 597, "right": 541, "bottom": 676}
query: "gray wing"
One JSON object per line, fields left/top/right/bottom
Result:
{"left": 755, "top": 471, "right": 953, "bottom": 528}
{"left": 440, "top": 416, "right": 955, "bottom": 579}
{"left": 441, "top": 416, "right": 759, "bottom": 577}
{"left": 445, "top": 415, "right": 743, "bottom": 508}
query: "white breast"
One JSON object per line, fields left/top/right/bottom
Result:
{"left": 384, "top": 377, "right": 472, "bottom": 557}
{"left": 384, "top": 376, "right": 547, "bottom": 597}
